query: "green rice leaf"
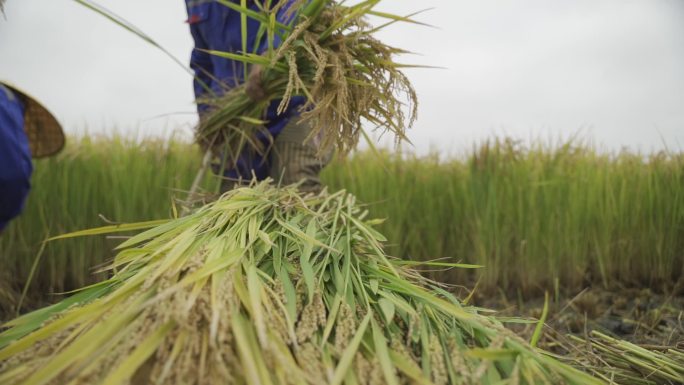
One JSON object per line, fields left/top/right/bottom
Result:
{"left": 377, "top": 298, "right": 395, "bottom": 324}
{"left": 530, "top": 292, "right": 549, "bottom": 348}
{"left": 467, "top": 348, "right": 519, "bottom": 360}
{"left": 46, "top": 219, "right": 169, "bottom": 241}
{"left": 371, "top": 317, "right": 400, "bottom": 385}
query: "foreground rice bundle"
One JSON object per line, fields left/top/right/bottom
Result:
{"left": 0, "top": 183, "right": 602, "bottom": 385}
{"left": 199, "top": 0, "right": 418, "bottom": 162}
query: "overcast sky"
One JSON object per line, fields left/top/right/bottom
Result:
{"left": 1, "top": 0, "right": 683, "bottom": 155}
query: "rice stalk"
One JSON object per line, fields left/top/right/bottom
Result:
{"left": 0, "top": 182, "right": 603, "bottom": 385}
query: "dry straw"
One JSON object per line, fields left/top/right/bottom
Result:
{"left": 0, "top": 182, "right": 605, "bottom": 385}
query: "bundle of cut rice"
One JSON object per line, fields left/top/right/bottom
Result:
{"left": 0, "top": 183, "right": 603, "bottom": 385}
{"left": 197, "top": 0, "right": 419, "bottom": 164}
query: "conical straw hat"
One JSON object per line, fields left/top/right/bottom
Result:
{"left": 2, "top": 82, "right": 65, "bottom": 158}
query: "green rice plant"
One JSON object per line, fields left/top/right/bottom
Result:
{"left": 323, "top": 140, "right": 684, "bottom": 295}
{"left": 198, "top": 0, "right": 419, "bottom": 162}
{"left": 0, "top": 183, "right": 603, "bottom": 385}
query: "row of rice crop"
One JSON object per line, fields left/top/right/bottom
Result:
{"left": 326, "top": 139, "right": 684, "bottom": 295}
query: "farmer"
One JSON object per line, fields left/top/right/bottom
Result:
{"left": 185, "top": 0, "right": 331, "bottom": 193}
{"left": 0, "top": 82, "right": 65, "bottom": 232}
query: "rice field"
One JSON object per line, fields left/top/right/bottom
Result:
{"left": 2, "top": 1, "right": 682, "bottom": 383}
{"left": 1, "top": 134, "right": 682, "bottom": 313}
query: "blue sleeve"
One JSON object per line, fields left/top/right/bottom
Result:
{"left": 187, "top": 6, "right": 214, "bottom": 115}
{"left": 0, "top": 86, "right": 32, "bottom": 231}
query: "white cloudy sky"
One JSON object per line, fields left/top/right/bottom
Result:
{"left": 1, "top": 0, "right": 683, "bottom": 155}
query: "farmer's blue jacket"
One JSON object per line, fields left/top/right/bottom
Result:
{"left": 185, "top": 0, "right": 305, "bottom": 180}
{"left": 0, "top": 84, "right": 32, "bottom": 231}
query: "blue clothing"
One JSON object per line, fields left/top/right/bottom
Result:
{"left": 186, "top": 0, "right": 306, "bottom": 180}
{"left": 0, "top": 84, "right": 32, "bottom": 231}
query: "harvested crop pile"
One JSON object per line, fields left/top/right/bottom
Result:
{"left": 198, "top": 0, "right": 418, "bottom": 163}
{"left": 0, "top": 183, "right": 603, "bottom": 385}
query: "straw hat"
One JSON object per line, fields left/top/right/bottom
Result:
{"left": 2, "top": 82, "right": 65, "bottom": 158}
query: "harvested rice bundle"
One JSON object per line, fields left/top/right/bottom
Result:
{"left": 198, "top": 0, "right": 418, "bottom": 163}
{"left": 0, "top": 183, "right": 603, "bottom": 385}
